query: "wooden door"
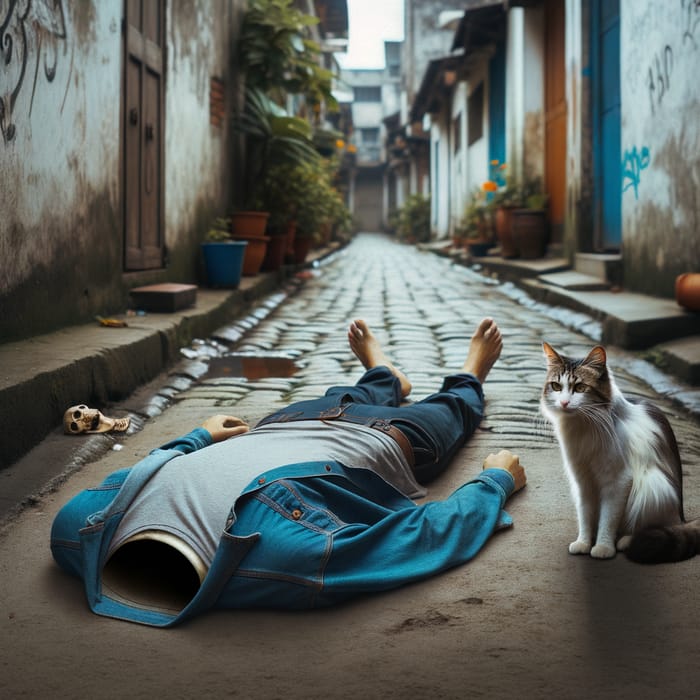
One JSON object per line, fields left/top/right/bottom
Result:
{"left": 544, "top": 0, "right": 566, "bottom": 243}
{"left": 124, "top": 0, "right": 164, "bottom": 270}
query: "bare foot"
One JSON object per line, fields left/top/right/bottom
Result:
{"left": 462, "top": 318, "right": 503, "bottom": 383}
{"left": 347, "top": 319, "right": 412, "bottom": 397}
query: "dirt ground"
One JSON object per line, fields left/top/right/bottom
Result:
{"left": 2, "top": 392, "right": 698, "bottom": 700}
{"left": 1, "top": 237, "right": 698, "bottom": 699}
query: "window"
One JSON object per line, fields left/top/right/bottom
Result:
{"left": 354, "top": 86, "right": 382, "bottom": 102}
{"left": 360, "top": 128, "right": 380, "bottom": 144}
{"left": 467, "top": 83, "right": 484, "bottom": 146}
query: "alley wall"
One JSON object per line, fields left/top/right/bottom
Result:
{"left": 0, "top": 1, "right": 242, "bottom": 342}
{"left": 621, "top": 0, "right": 700, "bottom": 296}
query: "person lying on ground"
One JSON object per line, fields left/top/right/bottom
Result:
{"left": 51, "top": 317, "right": 526, "bottom": 627}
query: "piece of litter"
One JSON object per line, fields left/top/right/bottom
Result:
{"left": 112, "top": 444, "right": 124, "bottom": 451}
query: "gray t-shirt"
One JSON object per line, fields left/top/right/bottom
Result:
{"left": 110, "top": 421, "right": 424, "bottom": 565}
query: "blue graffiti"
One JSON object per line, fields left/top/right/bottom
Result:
{"left": 621, "top": 146, "right": 651, "bottom": 199}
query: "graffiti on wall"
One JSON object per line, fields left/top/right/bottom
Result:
{"left": 1, "top": 0, "right": 69, "bottom": 144}
{"left": 681, "top": 0, "right": 700, "bottom": 48}
{"left": 622, "top": 146, "right": 650, "bottom": 199}
{"left": 646, "top": 45, "right": 673, "bottom": 116}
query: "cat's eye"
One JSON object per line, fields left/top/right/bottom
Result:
{"left": 550, "top": 381, "right": 562, "bottom": 391}
{"left": 573, "top": 384, "right": 586, "bottom": 393}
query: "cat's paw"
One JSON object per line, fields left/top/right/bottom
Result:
{"left": 590, "top": 543, "right": 616, "bottom": 559}
{"left": 569, "top": 540, "right": 592, "bottom": 555}
{"left": 616, "top": 535, "right": 632, "bottom": 551}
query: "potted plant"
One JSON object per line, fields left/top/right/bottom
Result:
{"left": 200, "top": 223, "right": 247, "bottom": 288}
{"left": 290, "top": 158, "right": 338, "bottom": 262}
{"left": 393, "top": 194, "right": 431, "bottom": 244}
{"left": 232, "top": 0, "right": 335, "bottom": 231}
{"left": 459, "top": 191, "right": 493, "bottom": 257}
{"left": 232, "top": 88, "right": 318, "bottom": 237}
{"left": 511, "top": 179, "right": 549, "bottom": 259}
{"left": 483, "top": 161, "right": 519, "bottom": 258}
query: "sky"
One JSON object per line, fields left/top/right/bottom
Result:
{"left": 336, "top": 0, "right": 404, "bottom": 69}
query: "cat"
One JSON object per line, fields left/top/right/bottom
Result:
{"left": 540, "top": 341, "right": 698, "bottom": 563}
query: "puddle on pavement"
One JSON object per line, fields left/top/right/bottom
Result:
{"left": 205, "top": 355, "right": 299, "bottom": 380}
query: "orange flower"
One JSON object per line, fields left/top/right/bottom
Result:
{"left": 336, "top": 139, "right": 345, "bottom": 149}
{"left": 490, "top": 159, "right": 500, "bottom": 166}
{"left": 482, "top": 180, "right": 498, "bottom": 192}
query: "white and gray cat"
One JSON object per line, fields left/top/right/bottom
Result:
{"left": 540, "top": 342, "right": 698, "bottom": 563}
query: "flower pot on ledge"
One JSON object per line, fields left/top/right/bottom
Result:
{"left": 201, "top": 241, "right": 247, "bottom": 288}
{"left": 675, "top": 273, "right": 700, "bottom": 311}
{"left": 512, "top": 208, "right": 548, "bottom": 259}
{"left": 232, "top": 232, "right": 270, "bottom": 275}
{"left": 231, "top": 210, "right": 269, "bottom": 238}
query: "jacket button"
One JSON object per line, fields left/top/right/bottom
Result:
{"left": 292, "top": 509, "right": 302, "bottom": 520}
{"left": 258, "top": 477, "right": 266, "bottom": 485}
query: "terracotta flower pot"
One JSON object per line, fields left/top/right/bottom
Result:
{"left": 512, "top": 208, "right": 548, "bottom": 259}
{"left": 494, "top": 206, "right": 519, "bottom": 258}
{"left": 291, "top": 235, "right": 313, "bottom": 264}
{"left": 261, "top": 231, "right": 288, "bottom": 272}
{"left": 675, "top": 273, "right": 700, "bottom": 311}
{"left": 231, "top": 211, "right": 269, "bottom": 238}
{"left": 232, "top": 234, "right": 269, "bottom": 275}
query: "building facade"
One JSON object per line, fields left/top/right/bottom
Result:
{"left": 407, "top": 0, "right": 700, "bottom": 299}
{"left": 0, "top": 0, "right": 348, "bottom": 343}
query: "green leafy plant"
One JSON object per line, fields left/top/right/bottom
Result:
{"left": 482, "top": 162, "right": 549, "bottom": 210}
{"left": 239, "top": 0, "right": 337, "bottom": 112}
{"left": 234, "top": 88, "right": 320, "bottom": 210}
{"left": 394, "top": 194, "right": 432, "bottom": 243}
{"left": 457, "top": 191, "right": 492, "bottom": 241}
{"left": 291, "top": 158, "right": 351, "bottom": 242}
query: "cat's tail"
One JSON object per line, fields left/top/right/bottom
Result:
{"left": 625, "top": 519, "right": 700, "bottom": 564}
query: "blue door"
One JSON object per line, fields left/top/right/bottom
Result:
{"left": 592, "top": 0, "right": 622, "bottom": 249}
{"left": 488, "top": 40, "right": 506, "bottom": 171}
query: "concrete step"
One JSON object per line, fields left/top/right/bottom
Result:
{"left": 538, "top": 270, "right": 611, "bottom": 291}
{"left": 521, "top": 278, "right": 700, "bottom": 350}
{"left": 575, "top": 252, "right": 623, "bottom": 286}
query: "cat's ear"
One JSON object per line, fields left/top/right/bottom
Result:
{"left": 584, "top": 345, "right": 607, "bottom": 368}
{"left": 542, "top": 342, "right": 563, "bottom": 366}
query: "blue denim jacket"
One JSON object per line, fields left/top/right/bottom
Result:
{"left": 51, "top": 429, "right": 516, "bottom": 627}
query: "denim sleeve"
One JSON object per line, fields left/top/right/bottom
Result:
{"left": 321, "top": 470, "right": 515, "bottom": 597}
{"left": 155, "top": 427, "right": 212, "bottom": 454}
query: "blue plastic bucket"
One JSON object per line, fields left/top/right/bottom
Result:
{"left": 201, "top": 241, "right": 248, "bottom": 288}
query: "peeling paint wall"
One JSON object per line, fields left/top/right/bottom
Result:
{"left": 0, "top": 1, "right": 242, "bottom": 342}
{"left": 506, "top": 6, "right": 545, "bottom": 182}
{"left": 164, "top": 0, "right": 240, "bottom": 282}
{"left": 620, "top": 0, "right": 700, "bottom": 297}
{"left": 0, "top": 1, "right": 122, "bottom": 339}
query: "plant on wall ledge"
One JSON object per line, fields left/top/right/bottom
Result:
{"left": 234, "top": 87, "right": 320, "bottom": 212}
{"left": 394, "top": 194, "right": 432, "bottom": 244}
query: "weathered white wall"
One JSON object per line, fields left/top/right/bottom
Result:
{"left": 165, "top": 0, "right": 237, "bottom": 248}
{"left": 0, "top": 0, "right": 241, "bottom": 341}
{"left": 0, "top": 2, "right": 123, "bottom": 324}
{"left": 620, "top": 0, "right": 700, "bottom": 295}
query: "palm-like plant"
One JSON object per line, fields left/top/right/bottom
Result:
{"left": 235, "top": 88, "right": 320, "bottom": 210}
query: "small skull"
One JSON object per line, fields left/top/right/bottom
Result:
{"left": 64, "top": 405, "right": 130, "bottom": 435}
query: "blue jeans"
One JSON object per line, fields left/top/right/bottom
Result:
{"left": 256, "top": 366, "right": 485, "bottom": 484}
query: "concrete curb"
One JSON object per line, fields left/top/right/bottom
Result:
{"left": 0, "top": 244, "right": 343, "bottom": 471}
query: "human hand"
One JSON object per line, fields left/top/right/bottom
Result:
{"left": 483, "top": 450, "right": 526, "bottom": 492}
{"left": 201, "top": 415, "right": 250, "bottom": 443}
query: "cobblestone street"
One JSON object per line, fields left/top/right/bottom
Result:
{"left": 2, "top": 234, "right": 698, "bottom": 699}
